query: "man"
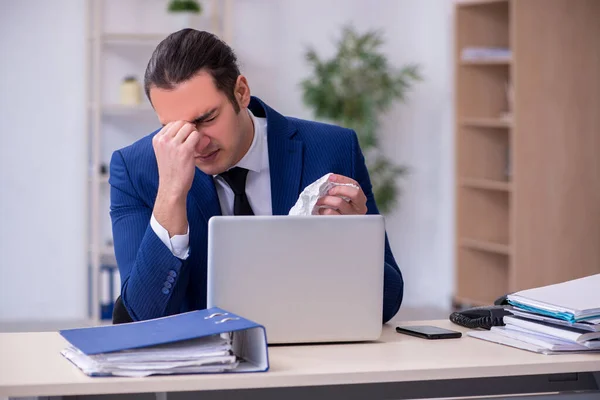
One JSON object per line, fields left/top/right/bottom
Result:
{"left": 109, "top": 29, "right": 404, "bottom": 324}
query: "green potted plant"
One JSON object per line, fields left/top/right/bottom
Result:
{"left": 167, "top": 0, "right": 203, "bottom": 31}
{"left": 301, "top": 25, "right": 422, "bottom": 214}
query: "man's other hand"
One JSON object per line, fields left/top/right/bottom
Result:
{"left": 316, "top": 174, "right": 368, "bottom": 216}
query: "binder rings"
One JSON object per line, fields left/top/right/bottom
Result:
{"left": 59, "top": 307, "right": 269, "bottom": 377}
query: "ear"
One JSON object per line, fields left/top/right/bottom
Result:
{"left": 234, "top": 75, "right": 251, "bottom": 108}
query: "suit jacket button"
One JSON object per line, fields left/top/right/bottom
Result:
{"left": 162, "top": 288, "right": 170, "bottom": 295}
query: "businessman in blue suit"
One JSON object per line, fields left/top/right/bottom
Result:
{"left": 109, "top": 29, "right": 404, "bottom": 324}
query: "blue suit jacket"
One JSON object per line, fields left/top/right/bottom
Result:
{"left": 109, "top": 97, "right": 404, "bottom": 323}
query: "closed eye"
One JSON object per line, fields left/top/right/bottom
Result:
{"left": 192, "top": 113, "right": 218, "bottom": 125}
{"left": 199, "top": 115, "right": 218, "bottom": 125}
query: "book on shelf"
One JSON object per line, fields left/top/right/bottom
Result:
{"left": 461, "top": 47, "right": 511, "bottom": 61}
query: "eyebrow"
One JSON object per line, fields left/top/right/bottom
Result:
{"left": 191, "top": 108, "right": 218, "bottom": 125}
{"left": 160, "top": 108, "right": 218, "bottom": 127}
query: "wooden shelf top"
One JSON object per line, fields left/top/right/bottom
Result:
{"left": 460, "top": 58, "right": 512, "bottom": 66}
{"left": 460, "top": 118, "right": 512, "bottom": 129}
{"left": 460, "top": 178, "right": 511, "bottom": 192}
{"left": 460, "top": 238, "right": 511, "bottom": 256}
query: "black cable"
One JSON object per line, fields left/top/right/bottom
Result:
{"left": 449, "top": 306, "right": 512, "bottom": 330}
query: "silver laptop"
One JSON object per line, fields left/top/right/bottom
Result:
{"left": 206, "top": 215, "right": 385, "bottom": 344}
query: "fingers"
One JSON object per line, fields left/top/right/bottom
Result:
{"left": 183, "top": 130, "right": 208, "bottom": 153}
{"left": 153, "top": 121, "right": 202, "bottom": 161}
{"left": 323, "top": 174, "right": 368, "bottom": 215}
{"left": 316, "top": 195, "right": 356, "bottom": 215}
{"left": 328, "top": 185, "right": 368, "bottom": 214}
{"left": 163, "top": 121, "right": 187, "bottom": 138}
{"left": 318, "top": 207, "right": 342, "bottom": 216}
{"left": 154, "top": 121, "right": 200, "bottom": 149}
{"left": 172, "top": 123, "right": 197, "bottom": 144}
{"left": 329, "top": 173, "right": 358, "bottom": 186}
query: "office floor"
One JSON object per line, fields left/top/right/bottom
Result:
{"left": 0, "top": 306, "right": 450, "bottom": 333}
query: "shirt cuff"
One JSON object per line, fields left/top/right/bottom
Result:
{"left": 150, "top": 214, "right": 190, "bottom": 260}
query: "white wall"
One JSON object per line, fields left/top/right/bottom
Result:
{"left": 0, "top": 0, "right": 88, "bottom": 320}
{"left": 379, "top": 1, "right": 455, "bottom": 309}
{"left": 234, "top": 0, "right": 455, "bottom": 309}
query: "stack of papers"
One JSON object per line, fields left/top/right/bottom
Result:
{"left": 468, "top": 274, "right": 600, "bottom": 354}
{"left": 62, "top": 334, "right": 238, "bottom": 377}
{"left": 506, "top": 274, "right": 600, "bottom": 322}
{"left": 59, "top": 308, "right": 269, "bottom": 377}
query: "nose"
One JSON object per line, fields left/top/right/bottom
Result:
{"left": 194, "top": 133, "right": 211, "bottom": 155}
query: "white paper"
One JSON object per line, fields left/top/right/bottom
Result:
{"left": 93, "top": 335, "right": 231, "bottom": 363}
{"left": 504, "top": 316, "right": 600, "bottom": 343}
{"left": 508, "top": 309, "right": 600, "bottom": 332}
{"left": 507, "top": 274, "right": 600, "bottom": 319}
{"left": 492, "top": 326, "right": 589, "bottom": 351}
{"left": 289, "top": 173, "right": 359, "bottom": 216}
{"left": 467, "top": 330, "right": 557, "bottom": 354}
{"left": 61, "top": 334, "right": 239, "bottom": 377}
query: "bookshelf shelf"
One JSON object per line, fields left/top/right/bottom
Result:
{"left": 456, "top": 0, "right": 508, "bottom": 6}
{"left": 459, "top": 178, "right": 511, "bottom": 192}
{"left": 460, "top": 238, "right": 511, "bottom": 255}
{"left": 460, "top": 58, "right": 512, "bottom": 66}
{"left": 460, "top": 118, "right": 512, "bottom": 128}
{"left": 100, "top": 33, "right": 168, "bottom": 45}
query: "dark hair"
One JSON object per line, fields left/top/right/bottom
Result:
{"left": 144, "top": 29, "right": 241, "bottom": 112}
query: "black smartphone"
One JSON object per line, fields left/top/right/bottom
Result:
{"left": 396, "top": 325, "right": 462, "bottom": 340}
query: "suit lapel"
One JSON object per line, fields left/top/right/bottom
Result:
{"left": 247, "top": 97, "right": 304, "bottom": 215}
{"left": 187, "top": 97, "right": 303, "bottom": 218}
{"left": 269, "top": 133, "right": 303, "bottom": 215}
{"left": 187, "top": 168, "right": 221, "bottom": 222}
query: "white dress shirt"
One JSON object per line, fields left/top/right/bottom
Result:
{"left": 150, "top": 109, "right": 271, "bottom": 259}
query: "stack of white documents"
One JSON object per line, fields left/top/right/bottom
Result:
{"left": 62, "top": 334, "right": 238, "bottom": 377}
{"left": 468, "top": 274, "right": 600, "bottom": 354}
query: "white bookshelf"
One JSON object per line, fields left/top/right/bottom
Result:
{"left": 101, "top": 104, "right": 156, "bottom": 116}
{"left": 86, "top": 0, "right": 233, "bottom": 322}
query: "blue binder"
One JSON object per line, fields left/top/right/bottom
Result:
{"left": 59, "top": 307, "right": 269, "bottom": 375}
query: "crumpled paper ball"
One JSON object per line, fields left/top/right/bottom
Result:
{"left": 289, "top": 173, "right": 359, "bottom": 215}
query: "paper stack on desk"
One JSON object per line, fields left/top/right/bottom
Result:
{"left": 59, "top": 308, "right": 269, "bottom": 377}
{"left": 468, "top": 274, "right": 600, "bottom": 354}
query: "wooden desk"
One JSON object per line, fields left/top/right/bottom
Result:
{"left": 1, "top": 320, "right": 599, "bottom": 399}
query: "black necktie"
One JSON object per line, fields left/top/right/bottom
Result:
{"left": 219, "top": 167, "right": 255, "bottom": 215}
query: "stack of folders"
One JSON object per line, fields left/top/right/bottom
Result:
{"left": 59, "top": 308, "right": 269, "bottom": 377}
{"left": 468, "top": 274, "right": 600, "bottom": 354}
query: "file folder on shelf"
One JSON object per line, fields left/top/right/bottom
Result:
{"left": 59, "top": 307, "right": 269, "bottom": 377}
